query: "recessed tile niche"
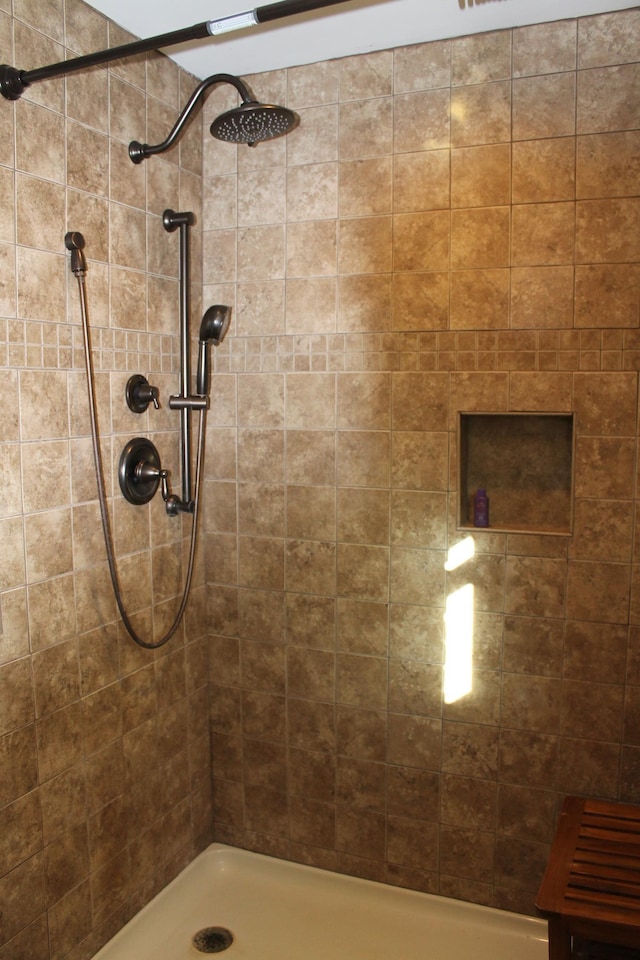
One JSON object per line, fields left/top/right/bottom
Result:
{"left": 458, "top": 413, "right": 574, "bottom": 535}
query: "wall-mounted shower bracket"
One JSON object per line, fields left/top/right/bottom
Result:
{"left": 169, "top": 394, "right": 208, "bottom": 412}
{"left": 163, "top": 209, "right": 195, "bottom": 232}
{"left": 126, "top": 374, "right": 160, "bottom": 414}
{"left": 118, "top": 437, "right": 181, "bottom": 515}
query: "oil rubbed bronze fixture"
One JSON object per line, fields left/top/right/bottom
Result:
{"left": 128, "top": 73, "right": 298, "bottom": 163}
{"left": 66, "top": 227, "right": 230, "bottom": 650}
{"left": 0, "top": 0, "right": 354, "bottom": 100}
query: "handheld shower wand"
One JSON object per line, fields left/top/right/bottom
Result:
{"left": 196, "top": 305, "right": 232, "bottom": 396}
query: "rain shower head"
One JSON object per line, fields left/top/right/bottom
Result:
{"left": 129, "top": 73, "right": 298, "bottom": 163}
{"left": 197, "top": 305, "right": 232, "bottom": 396}
{"left": 211, "top": 101, "right": 298, "bottom": 146}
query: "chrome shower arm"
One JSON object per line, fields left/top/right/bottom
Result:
{"left": 0, "top": 0, "right": 356, "bottom": 101}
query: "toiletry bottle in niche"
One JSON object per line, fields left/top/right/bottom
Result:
{"left": 474, "top": 488, "right": 489, "bottom": 527}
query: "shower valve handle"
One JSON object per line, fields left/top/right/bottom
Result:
{"left": 135, "top": 460, "right": 167, "bottom": 489}
{"left": 126, "top": 374, "right": 160, "bottom": 413}
{"left": 134, "top": 460, "right": 183, "bottom": 516}
{"left": 141, "top": 384, "right": 160, "bottom": 409}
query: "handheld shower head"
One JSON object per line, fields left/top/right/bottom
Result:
{"left": 196, "top": 304, "right": 231, "bottom": 396}
{"left": 211, "top": 101, "right": 298, "bottom": 146}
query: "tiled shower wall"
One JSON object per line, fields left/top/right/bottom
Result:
{"left": 203, "top": 8, "right": 640, "bottom": 914}
{"left": 0, "top": 1, "right": 210, "bottom": 958}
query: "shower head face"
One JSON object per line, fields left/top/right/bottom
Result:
{"left": 210, "top": 101, "right": 298, "bottom": 147}
{"left": 197, "top": 304, "right": 231, "bottom": 396}
{"left": 200, "top": 304, "right": 231, "bottom": 347}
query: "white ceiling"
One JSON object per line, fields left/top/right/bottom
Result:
{"left": 85, "top": 0, "right": 639, "bottom": 79}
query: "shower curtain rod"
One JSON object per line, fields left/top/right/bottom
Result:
{"left": 0, "top": 0, "right": 355, "bottom": 100}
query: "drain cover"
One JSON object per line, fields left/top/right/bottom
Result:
{"left": 192, "top": 927, "right": 234, "bottom": 953}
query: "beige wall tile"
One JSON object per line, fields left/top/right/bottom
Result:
{"left": 509, "top": 371, "right": 573, "bottom": 411}
{"left": 286, "top": 429, "right": 335, "bottom": 484}
{"left": 287, "top": 220, "right": 337, "bottom": 277}
{"left": 512, "top": 137, "right": 576, "bottom": 203}
{"left": 392, "top": 371, "right": 449, "bottom": 430}
{"left": 337, "top": 653, "right": 387, "bottom": 709}
{"left": 17, "top": 248, "right": 66, "bottom": 322}
{"left": 566, "top": 558, "right": 631, "bottom": 621}
{"left": 339, "top": 97, "right": 393, "bottom": 160}
{"left": 288, "top": 162, "right": 338, "bottom": 221}
{"left": 394, "top": 40, "right": 451, "bottom": 93}
{"left": 452, "top": 207, "right": 509, "bottom": 269}
{"left": 570, "top": 498, "right": 633, "bottom": 562}
{"left": 576, "top": 198, "right": 640, "bottom": 263}
{"left": 577, "top": 63, "right": 640, "bottom": 134}
{"left": 575, "top": 263, "right": 640, "bottom": 328}
{"left": 337, "top": 371, "right": 390, "bottom": 429}
{"left": 394, "top": 89, "right": 450, "bottom": 153}
{"left": 237, "top": 224, "right": 284, "bottom": 281}
{"left": 451, "top": 144, "right": 510, "bottom": 209}
{"left": 337, "top": 598, "right": 387, "bottom": 655}
{"left": 236, "top": 280, "right": 285, "bottom": 337}
{"left": 450, "top": 269, "right": 510, "bottom": 329}
{"left": 340, "top": 50, "right": 393, "bottom": 101}
{"left": 504, "top": 556, "right": 566, "bottom": 618}
{"left": 451, "top": 81, "right": 511, "bottom": 148}
{"left": 0, "top": 169, "right": 16, "bottom": 243}
{"left": 286, "top": 276, "right": 337, "bottom": 335}
{"left": 564, "top": 620, "right": 627, "bottom": 682}
{"left": 393, "top": 149, "right": 450, "bottom": 213}
{"left": 337, "top": 487, "right": 389, "bottom": 545}
{"left": 513, "top": 20, "right": 577, "bottom": 76}
{"left": 238, "top": 167, "right": 285, "bottom": 227}
{"left": 287, "top": 594, "right": 335, "bottom": 651}
{"left": 67, "top": 68, "right": 109, "bottom": 134}
{"left": 451, "top": 31, "right": 512, "bottom": 86}
{"left": 392, "top": 271, "right": 449, "bottom": 331}
{"left": 339, "top": 215, "right": 392, "bottom": 274}
{"left": 286, "top": 373, "right": 336, "bottom": 429}
{"left": 286, "top": 539, "right": 336, "bottom": 595}
{"left": 288, "top": 60, "right": 339, "bottom": 108}
{"left": 578, "top": 9, "right": 640, "bottom": 68}
{"left": 577, "top": 130, "right": 640, "bottom": 199}
{"left": 287, "top": 104, "right": 338, "bottom": 166}
{"left": 512, "top": 202, "right": 575, "bottom": 266}
{"left": 510, "top": 265, "right": 575, "bottom": 329}
{"left": 395, "top": 210, "right": 450, "bottom": 272}
{"left": 573, "top": 371, "right": 638, "bottom": 435}
{"left": 336, "top": 430, "right": 390, "bottom": 486}
{"left": 339, "top": 157, "right": 392, "bottom": 217}
{"left": 14, "top": 22, "right": 64, "bottom": 113}
{"left": 513, "top": 73, "right": 576, "bottom": 140}
{"left": 287, "top": 483, "right": 335, "bottom": 540}
{"left": 339, "top": 274, "right": 391, "bottom": 333}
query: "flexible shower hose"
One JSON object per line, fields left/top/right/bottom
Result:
{"left": 68, "top": 233, "right": 205, "bottom": 649}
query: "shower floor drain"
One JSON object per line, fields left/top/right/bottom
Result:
{"left": 192, "top": 927, "right": 234, "bottom": 953}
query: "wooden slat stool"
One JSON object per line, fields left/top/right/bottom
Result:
{"left": 536, "top": 796, "right": 640, "bottom": 960}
